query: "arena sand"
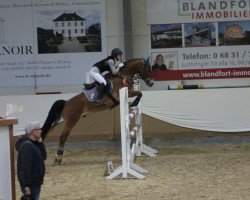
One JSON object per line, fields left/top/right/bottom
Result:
{"left": 15, "top": 144, "right": 250, "bottom": 200}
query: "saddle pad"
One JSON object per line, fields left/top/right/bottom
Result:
{"left": 82, "top": 82, "right": 113, "bottom": 102}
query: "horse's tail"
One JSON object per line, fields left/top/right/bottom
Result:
{"left": 41, "top": 100, "right": 66, "bottom": 140}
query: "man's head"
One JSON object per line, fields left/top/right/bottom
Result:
{"left": 25, "top": 122, "right": 42, "bottom": 141}
{"left": 25, "top": 122, "right": 41, "bottom": 134}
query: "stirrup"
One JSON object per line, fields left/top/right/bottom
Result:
{"left": 96, "top": 99, "right": 105, "bottom": 106}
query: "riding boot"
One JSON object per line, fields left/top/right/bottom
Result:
{"left": 96, "top": 83, "right": 106, "bottom": 104}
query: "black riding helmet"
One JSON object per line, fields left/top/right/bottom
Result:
{"left": 111, "top": 48, "right": 123, "bottom": 56}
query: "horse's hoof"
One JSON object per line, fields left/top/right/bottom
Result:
{"left": 109, "top": 101, "right": 120, "bottom": 110}
{"left": 129, "top": 102, "right": 137, "bottom": 107}
{"left": 129, "top": 133, "right": 136, "bottom": 140}
{"left": 54, "top": 157, "right": 62, "bottom": 165}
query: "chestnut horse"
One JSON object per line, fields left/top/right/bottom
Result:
{"left": 41, "top": 58, "right": 154, "bottom": 164}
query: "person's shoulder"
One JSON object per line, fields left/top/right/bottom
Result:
{"left": 107, "top": 58, "right": 114, "bottom": 61}
{"left": 152, "top": 63, "right": 159, "bottom": 68}
{"left": 107, "top": 58, "right": 115, "bottom": 65}
{"left": 161, "top": 64, "right": 167, "bottom": 69}
{"left": 106, "top": 55, "right": 113, "bottom": 60}
{"left": 21, "top": 140, "right": 34, "bottom": 148}
{"left": 15, "top": 135, "right": 29, "bottom": 151}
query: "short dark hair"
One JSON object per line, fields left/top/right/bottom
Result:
{"left": 156, "top": 54, "right": 164, "bottom": 60}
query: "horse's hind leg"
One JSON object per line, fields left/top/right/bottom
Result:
{"left": 54, "top": 113, "right": 82, "bottom": 164}
{"left": 54, "top": 126, "right": 72, "bottom": 164}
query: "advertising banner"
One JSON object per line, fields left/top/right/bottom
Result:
{"left": 0, "top": 0, "right": 107, "bottom": 86}
{"left": 147, "top": 0, "right": 250, "bottom": 81}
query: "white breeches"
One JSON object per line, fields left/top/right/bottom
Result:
{"left": 90, "top": 67, "right": 107, "bottom": 85}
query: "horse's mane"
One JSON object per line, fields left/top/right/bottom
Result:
{"left": 123, "top": 58, "right": 142, "bottom": 65}
{"left": 118, "top": 58, "right": 143, "bottom": 75}
{"left": 122, "top": 57, "right": 151, "bottom": 71}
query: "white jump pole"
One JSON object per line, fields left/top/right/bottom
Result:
{"left": 106, "top": 87, "right": 148, "bottom": 179}
{"left": 133, "top": 75, "right": 158, "bottom": 157}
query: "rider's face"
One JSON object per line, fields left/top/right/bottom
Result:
{"left": 116, "top": 54, "right": 123, "bottom": 61}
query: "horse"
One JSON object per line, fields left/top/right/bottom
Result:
{"left": 41, "top": 58, "right": 154, "bottom": 164}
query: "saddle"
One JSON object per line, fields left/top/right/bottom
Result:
{"left": 83, "top": 80, "right": 119, "bottom": 110}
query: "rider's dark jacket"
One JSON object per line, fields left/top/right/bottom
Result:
{"left": 93, "top": 56, "right": 115, "bottom": 73}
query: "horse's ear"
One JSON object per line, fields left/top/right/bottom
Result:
{"left": 142, "top": 57, "right": 150, "bottom": 65}
{"left": 141, "top": 57, "right": 145, "bottom": 64}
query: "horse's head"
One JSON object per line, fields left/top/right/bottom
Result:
{"left": 139, "top": 57, "right": 154, "bottom": 87}
{"left": 120, "top": 58, "right": 154, "bottom": 87}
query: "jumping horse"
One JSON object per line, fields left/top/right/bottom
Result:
{"left": 41, "top": 58, "right": 154, "bottom": 164}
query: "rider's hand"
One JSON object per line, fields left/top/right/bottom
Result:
{"left": 118, "top": 63, "right": 124, "bottom": 68}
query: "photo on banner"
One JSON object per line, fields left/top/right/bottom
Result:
{"left": 184, "top": 22, "right": 216, "bottom": 47}
{"left": 36, "top": 10, "right": 102, "bottom": 54}
{"left": 150, "top": 24, "right": 182, "bottom": 49}
{"left": 218, "top": 20, "right": 250, "bottom": 46}
{"left": 151, "top": 52, "right": 178, "bottom": 71}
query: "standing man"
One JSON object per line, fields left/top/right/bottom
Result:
{"left": 16, "top": 122, "right": 47, "bottom": 200}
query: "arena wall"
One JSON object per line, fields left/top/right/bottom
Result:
{"left": 45, "top": 107, "right": 250, "bottom": 142}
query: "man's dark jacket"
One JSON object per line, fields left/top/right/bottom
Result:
{"left": 15, "top": 136, "right": 47, "bottom": 187}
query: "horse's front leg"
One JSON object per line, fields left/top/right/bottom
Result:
{"left": 128, "top": 90, "right": 142, "bottom": 107}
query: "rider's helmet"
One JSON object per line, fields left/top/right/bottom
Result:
{"left": 111, "top": 48, "right": 123, "bottom": 56}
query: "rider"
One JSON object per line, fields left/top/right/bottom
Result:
{"left": 90, "top": 48, "right": 124, "bottom": 104}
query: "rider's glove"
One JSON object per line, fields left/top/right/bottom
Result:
{"left": 118, "top": 63, "right": 124, "bottom": 68}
